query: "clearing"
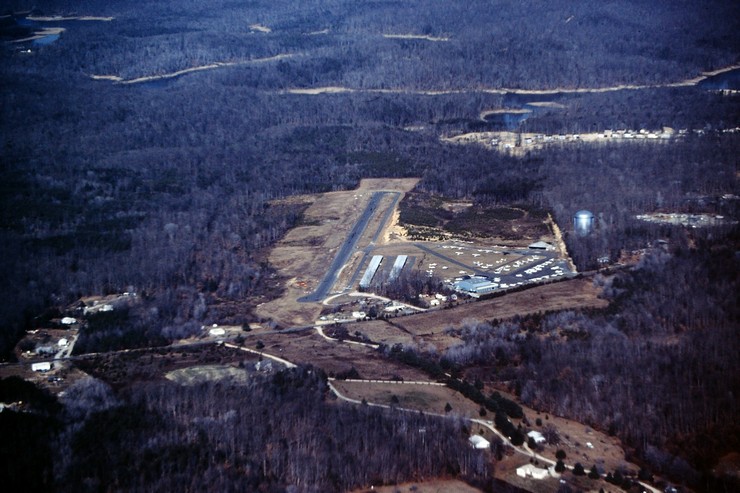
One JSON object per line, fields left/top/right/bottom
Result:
{"left": 331, "top": 380, "right": 482, "bottom": 417}
{"left": 348, "top": 479, "right": 484, "bottom": 493}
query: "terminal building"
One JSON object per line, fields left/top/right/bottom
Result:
{"left": 453, "top": 276, "right": 498, "bottom": 296}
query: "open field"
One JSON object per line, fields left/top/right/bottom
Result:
{"left": 393, "top": 277, "right": 605, "bottom": 334}
{"left": 165, "top": 364, "right": 251, "bottom": 385}
{"left": 250, "top": 330, "right": 430, "bottom": 380}
{"left": 73, "top": 344, "right": 261, "bottom": 389}
{"left": 348, "top": 479, "right": 484, "bottom": 493}
{"left": 349, "top": 278, "right": 607, "bottom": 351}
{"left": 331, "top": 380, "right": 482, "bottom": 417}
{"left": 490, "top": 387, "right": 630, "bottom": 475}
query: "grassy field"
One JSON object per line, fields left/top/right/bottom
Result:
{"left": 393, "top": 278, "right": 605, "bottom": 333}
{"left": 352, "top": 277, "right": 607, "bottom": 351}
{"left": 331, "top": 380, "right": 483, "bottom": 417}
{"left": 348, "top": 479, "right": 485, "bottom": 493}
{"left": 165, "top": 364, "right": 251, "bottom": 385}
{"left": 248, "top": 330, "right": 430, "bottom": 380}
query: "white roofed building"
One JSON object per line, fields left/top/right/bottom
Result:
{"left": 527, "top": 430, "right": 546, "bottom": 444}
{"left": 516, "top": 464, "right": 549, "bottom": 480}
{"left": 469, "top": 435, "right": 490, "bottom": 449}
{"left": 31, "top": 362, "right": 52, "bottom": 372}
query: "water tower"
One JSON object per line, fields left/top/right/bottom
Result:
{"left": 573, "top": 210, "right": 594, "bottom": 236}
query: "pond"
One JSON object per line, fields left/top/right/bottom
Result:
{"left": 698, "top": 68, "right": 740, "bottom": 91}
{"left": 32, "top": 32, "right": 60, "bottom": 45}
{"left": 6, "top": 15, "right": 62, "bottom": 45}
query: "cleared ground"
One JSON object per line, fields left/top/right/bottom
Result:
{"left": 331, "top": 380, "right": 482, "bottom": 417}
{"left": 248, "top": 330, "right": 430, "bottom": 380}
{"left": 354, "top": 277, "right": 606, "bottom": 351}
{"left": 165, "top": 364, "right": 250, "bottom": 385}
{"left": 395, "top": 277, "right": 604, "bottom": 334}
{"left": 348, "top": 479, "right": 484, "bottom": 493}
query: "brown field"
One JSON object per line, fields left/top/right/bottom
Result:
{"left": 394, "top": 278, "right": 604, "bottom": 334}
{"left": 249, "top": 330, "right": 429, "bottom": 380}
{"left": 349, "top": 277, "right": 606, "bottom": 352}
{"left": 495, "top": 452, "right": 613, "bottom": 493}
{"left": 348, "top": 479, "right": 484, "bottom": 493}
{"left": 165, "top": 364, "right": 251, "bottom": 385}
{"left": 73, "top": 343, "right": 260, "bottom": 389}
{"left": 331, "top": 380, "right": 482, "bottom": 417}
{"left": 353, "top": 319, "right": 416, "bottom": 347}
{"left": 500, "top": 386, "right": 630, "bottom": 474}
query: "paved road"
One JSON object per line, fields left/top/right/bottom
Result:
{"left": 326, "top": 379, "right": 660, "bottom": 493}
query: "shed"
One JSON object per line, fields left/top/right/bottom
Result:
{"left": 469, "top": 435, "right": 490, "bottom": 450}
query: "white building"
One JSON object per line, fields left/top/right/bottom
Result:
{"left": 31, "top": 362, "right": 52, "bottom": 372}
{"left": 516, "top": 464, "right": 549, "bottom": 480}
{"left": 527, "top": 430, "right": 546, "bottom": 444}
{"left": 469, "top": 435, "right": 490, "bottom": 450}
{"left": 61, "top": 317, "right": 77, "bottom": 325}
{"left": 454, "top": 276, "right": 497, "bottom": 295}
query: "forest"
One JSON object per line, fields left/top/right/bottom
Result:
{"left": 438, "top": 244, "right": 739, "bottom": 491}
{"left": 1, "top": 0, "right": 738, "bottom": 492}
{"left": 1, "top": 368, "right": 493, "bottom": 492}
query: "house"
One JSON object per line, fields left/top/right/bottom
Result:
{"left": 527, "top": 430, "right": 546, "bottom": 444}
{"left": 469, "top": 435, "right": 490, "bottom": 450}
{"left": 31, "top": 362, "right": 52, "bottom": 372}
{"left": 61, "top": 317, "right": 77, "bottom": 325}
{"left": 516, "top": 464, "right": 549, "bottom": 480}
{"left": 58, "top": 338, "right": 69, "bottom": 347}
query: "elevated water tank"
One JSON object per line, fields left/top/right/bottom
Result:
{"left": 574, "top": 210, "right": 594, "bottom": 236}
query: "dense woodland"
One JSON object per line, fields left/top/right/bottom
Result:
{"left": 439, "top": 244, "right": 739, "bottom": 490}
{"left": 1, "top": 0, "right": 738, "bottom": 491}
{"left": 1, "top": 368, "right": 493, "bottom": 492}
